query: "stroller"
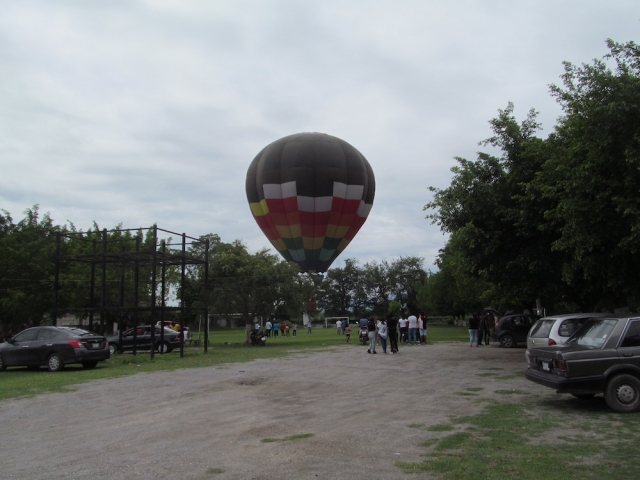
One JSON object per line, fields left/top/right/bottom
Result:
{"left": 250, "top": 329, "right": 267, "bottom": 346}
{"left": 358, "top": 326, "right": 369, "bottom": 345}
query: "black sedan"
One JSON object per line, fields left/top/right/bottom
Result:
{"left": 0, "top": 326, "right": 110, "bottom": 372}
{"left": 525, "top": 315, "right": 640, "bottom": 412}
{"left": 107, "top": 325, "right": 182, "bottom": 354}
{"left": 493, "top": 313, "right": 540, "bottom": 348}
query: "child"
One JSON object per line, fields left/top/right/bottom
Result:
{"left": 344, "top": 324, "right": 351, "bottom": 343}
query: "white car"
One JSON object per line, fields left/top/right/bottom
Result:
{"left": 526, "top": 313, "right": 609, "bottom": 350}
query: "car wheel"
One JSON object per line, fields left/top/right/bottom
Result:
{"left": 605, "top": 374, "right": 640, "bottom": 413}
{"left": 47, "top": 353, "right": 65, "bottom": 372}
{"left": 571, "top": 393, "right": 595, "bottom": 400}
{"left": 156, "top": 342, "right": 169, "bottom": 354}
{"left": 108, "top": 344, "right": 118, "bottom": 355}
{"left": 82, "top": 361, "right": 98, "bottom": 369}
{"left": 0, "top": 354, "right": 6, "bottom": 371}
{"left": 500, "top": 335, "right": 515, "bottom": 348}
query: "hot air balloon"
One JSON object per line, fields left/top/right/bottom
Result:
{"left": 246, "top": 132, "right": 375, "bottom": 273}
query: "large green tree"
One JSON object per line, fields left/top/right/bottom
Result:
{"left": 425, "top": 39, "right": 640, "bottom": 312}
{"left": 532, "top": 39, "right": 640, "bottom": 309}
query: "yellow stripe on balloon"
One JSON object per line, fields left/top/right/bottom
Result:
{"left": 270, "top": 238, "right": 287, "bottom": 251}
{"left": 303, "top": 237, "right": 325, "bottom": 249}
{"left": 277, "top": 224, "right": 301, "bottom": 238}
{"left": 250, "top": 200, "right": 269, "bottom": 217}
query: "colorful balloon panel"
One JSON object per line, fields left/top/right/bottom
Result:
{"left": 246, "top": 132, "right": 375, "bottom": 273}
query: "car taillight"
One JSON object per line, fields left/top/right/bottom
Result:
{"left": 554, "top": 359, "right": 567, "bottom": 371}
{"left": 67, "top": 339, "right": 84, "bottom": 349}
{"left": 548, "top": 338, "right": 557, "bottom": 346}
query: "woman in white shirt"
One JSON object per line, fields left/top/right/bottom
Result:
{"left": 377, "top": 318, "right": 388, "bottom": 354}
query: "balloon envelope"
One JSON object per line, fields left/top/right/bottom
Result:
{"left": 246, "top": 132, "right": 375, "bottom": 273}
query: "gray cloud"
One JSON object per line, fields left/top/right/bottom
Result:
{"left": 1, "top": 0, "right": 637, "bottom": 270}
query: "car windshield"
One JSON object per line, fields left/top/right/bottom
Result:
{"left": 61, "top": 327, "right": 98, "bottom": 337}
{"left": 529, "top": 320, "right": 554, "bottom": 338}
{"left": 566, "top": 318, "right": 618, "bottom": 348}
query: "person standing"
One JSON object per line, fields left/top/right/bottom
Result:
{"left": 273, "top": 321, "right": 279, "bottom": 337}
{"left": 469, "top": 314, "right": 480, "bottom": 347}
{"left": 265, "top": 318, "right": 272, "bottom": 337}
{"left": 307, "top": 321, "right": 312, "bottom": 334}
{"left": 476, "top": 313, "right": 484, "bottom": 346}
{"left": 366, "top": 317, "right": 377, "bottom": 354}
{"left": 377, "top": 318, "right": 388, "bottom": 353}
{"left": 407, "top": 314, "right": 418, "bottom": 345}
{"left": 398, "top": 316, "right": 409, "bottom": 344}
{"left": 418, "top": 313, "right": 428, "bottom": 345}
{"left": 387, "top": 313, "right": 399, "bottom": 353}
{"left": 484, "top": 313, "right": 495, "bottom": 345}
{"left": 344, "top": 324, "right": 351, "bottom": 343}
{"left": 292, "top": 323, "right": 297, "bottom": 337}
{"left": 336, "top": 319, "right": 342, "bottom": 335}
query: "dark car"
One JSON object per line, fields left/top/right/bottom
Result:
{"left": 0, "top": 326, "right": 109, "bottom": 372}
{"left": 493, "top": 313, "right": 540, "bottom": 348}
{"left": 107, "top": 325, "right": 182, "bottom": 355}
{"left": 525, "top": 315, "right": 640, "bottom": 412}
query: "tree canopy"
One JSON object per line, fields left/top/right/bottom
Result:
{"left": 425, "top": 39, "right": 640, "bottom": 312}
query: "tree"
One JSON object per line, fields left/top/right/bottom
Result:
{"left": 0, "top": 206, "right": 58, "bottom": 331}
{"left": 317, "top": 259, "right": 366, "bottom": 316}
{"left": 424, "top": 103, "right": 559, "bottom": 310}
{"left": 534, "top": 39, "right": 640, "bottom": 309}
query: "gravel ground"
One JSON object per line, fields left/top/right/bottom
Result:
{"left": 0, "top": 341, "right": 538, "bottom": 480}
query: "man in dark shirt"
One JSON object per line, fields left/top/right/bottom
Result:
{"left": 387, "top": 314, "right": 399, "bottom": 353}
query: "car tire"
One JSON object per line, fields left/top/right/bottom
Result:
{"left": 0, "top": 354, "right": 6, "bottom": 372}
{"left": 82, "top": 361, "right": 98, "bottom": 369}
{"left": 156, "top": 342, "right": 170, "bottom": 354}
{"left": 108, "top": 344, "right": 118, "bottom": 355}
{"left": 47, "top": 353, "right": 65, "bottom": 372}
{"left": 605, "top": 374, "right": 640, "bottom": 413}
{"left": 571, "top": 393, "right": 595, "bottom": 400}
{"left": 500, "top": 335, "right": 515, "bottom": 348}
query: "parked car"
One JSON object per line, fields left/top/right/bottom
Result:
{"left": 0, "top": 326, "right": 109, "bottom": 372}
{"left": 107, "top": 325, "right": 182, "bottom": 355}
{"left": 493, "top": 313, "right": 540, "bottom": 348}
{"left": 527, "top": 313, "right": 609, "bottom": 350}
{"left": 525, "top": 315, "right": 640, "bottom": 412}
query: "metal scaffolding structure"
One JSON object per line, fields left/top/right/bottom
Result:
{"left": 52, "top": 225, "right": 209, "bottom": 358}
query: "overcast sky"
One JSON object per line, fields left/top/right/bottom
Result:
{"left": 1, "top": 1, "right": 637, "bottom": 271}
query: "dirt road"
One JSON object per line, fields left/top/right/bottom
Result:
{"left": 0, "top": 342, "right": 536, "bottom": 479}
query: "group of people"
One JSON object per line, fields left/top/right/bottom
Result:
{"left": 467, "top": 312, "right": 496, "bottom": 347}
{"left": 360, "top": 312, "right": 428, "bottom": 354}
{"left": 263, "top": 319, "right": 297, "bottom": 337}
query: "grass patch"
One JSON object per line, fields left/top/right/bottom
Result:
{"left": 0, "top": 325, "right": 472, "bottom": 401}
{"left": 206, "top": 467, "right": 225, "bottom": 474}
{"left": 466, "top": 387, "right": 483, "bottom": 392}
{"left": 494, "top": 389, "right": 526, "bottom": 395}
{"left": 398, "top": 400, "right": 640, "bottom": 479}
{"left": 455, "top": 392, "right": 479, "bottom": 397}
{"left": 408, "top": 423, "right": 424, "bottom": 429}
{"left": 426, "top": 423, "right": 455, "bottom": 432}
{"left": 261, "top": 433, "right": 313, "bottom": 443}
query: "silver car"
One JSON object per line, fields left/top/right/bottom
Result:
{"left": 526, "top": 313, "right": 609, "bottom": 350}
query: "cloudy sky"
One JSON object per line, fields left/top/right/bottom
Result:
{"left": 1, "top": 1, "right": 637, "bottom": 271}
